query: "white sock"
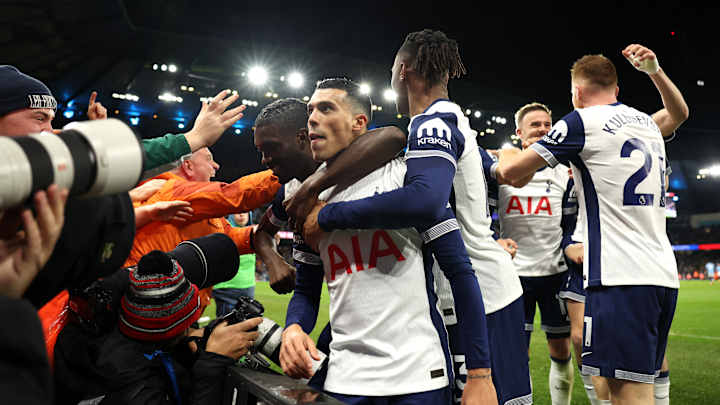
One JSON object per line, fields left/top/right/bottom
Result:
{"left": 549, "top": 356, "right": 574, "bottom": 405}
{"left": 581, "top": 372, "right": 601, "bottom": 405}
{"left": 655, "top": 371, "right": 670, "bottom": 405}
{"left": 599, "top": 400, "right": 611, "bottom": 405}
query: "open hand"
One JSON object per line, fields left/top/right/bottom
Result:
{"left": 185, "top": 90, "right": 246, "bottom": 150}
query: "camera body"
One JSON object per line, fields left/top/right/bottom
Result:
{"left": 200, "top": 296, "right": 284, "bottom": 367}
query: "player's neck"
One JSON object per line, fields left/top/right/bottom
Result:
{"left": 580, "top": 94, "right": 618, "bottom": 109}
{"left": 297, "top": 161, "right": 322, "bottom": 182}
{"left": 409, "top": 85, "right": 448, "bottom": 117}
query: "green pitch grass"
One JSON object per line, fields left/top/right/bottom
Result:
{"left": 203, "top": 280, "right": 720, "bottom": 403}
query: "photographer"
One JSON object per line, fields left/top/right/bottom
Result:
{"left": 65, "top": 250, "right": 261, "bottom": 405}
{"left": 0, "top": 185, "right": 68, "bottom": 404}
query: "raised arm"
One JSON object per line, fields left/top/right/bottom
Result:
{"left": 284, "top": 126, "right": 407, "bottom": 224}
{"left": 621, "top": 44, "right": 689, "bottom": 138}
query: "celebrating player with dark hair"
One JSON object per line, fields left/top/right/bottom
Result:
{"left": 296, "top": 30, "right": 529, "bottom": 405}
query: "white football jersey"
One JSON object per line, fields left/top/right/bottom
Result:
{"left": 497, "top": 165, "right": 574, "bottom": 277}
{"left": 407, "top": 100, "right": 523, "bottom": 314}
{"left": 291, "top": 159, "right": 450, "bottom": 396}
{"left": 531, "top": 103, "right": 679, "bottom": 289}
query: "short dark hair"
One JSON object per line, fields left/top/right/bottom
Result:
{"left": 399, "top": 29, "right": 466, "bottom": 87}
{"left": 254, "top": 98, "right": 308, "bottom": 132}
{"left": 315, "top": 77, "right": 372, "bottom": 122}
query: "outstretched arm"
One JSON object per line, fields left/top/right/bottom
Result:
{"left": 284, "top": 126, "right": 407, "bottom": 224}
{"left": 621, "top": 44, "right": 689, "bottom": 138}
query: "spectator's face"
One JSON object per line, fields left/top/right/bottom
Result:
{"left": 0, "top": 108, "right": 55, "bottom": 136}
{"left": 233, "top": 212, "right": 249, "bottom": 226}
{"left": 185, "top": 147, "right": 219, "bottom": 182}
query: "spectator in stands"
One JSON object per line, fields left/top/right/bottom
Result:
{"left": 212, "top": 212, "right": 258, "bottom": 317}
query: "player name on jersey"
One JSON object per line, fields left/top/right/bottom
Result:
{"left": 531, "top": 102, "right": 679, "bottom": 289}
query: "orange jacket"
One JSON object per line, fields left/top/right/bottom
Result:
{"left": 124, "top": 169, "right": 280, "bottom": 267}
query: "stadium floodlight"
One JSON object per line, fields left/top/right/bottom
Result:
{"left": 168, "top": 64, "right": 177, "bottom": 73}
{"left": 698, "top": 165, "right": 720, "bottom": 177}
{"left": 287, "top": 72, "right": 304, "bottom": 88}
{"left": 161, "top": 64, "right": 168, "bottom": 71}
{"left": 158, "top": 93, "right": 182, "bottom": 103}
{"left": 63, "top": 110, "right": 75, "bottom": 119}
{"left": 360, "top": 83, "right": 371, "bottom": 95}
{"left": 303, "top": 96, "right": 310, "bottom": 101}
{"left": 152, "top": 64, "right": 158, "bottom": 71}
{"left": 247, "top": 66, "right": 269, "bottom": 86}
{"left": 474, "top": 111, "right": 481, "bottom": 118}
{"left": 465, "top": 109, "right": 471, "bottom": 115}
{"left": 502, "top": 142, "right": 513, "bottom": 149}
{"left": 178, "top": 123, "right": 185, "bottom": 129}
{"left": 383, "top": 89, "right": 397, "bottom": 102}
{"left": 129, "top": 117, "right": 140, "bottom": 126}
{"left": 235, "top": 129, "right": 241, "bottom": 135}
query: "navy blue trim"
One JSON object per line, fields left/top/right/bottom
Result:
{"left": 422, "top": 247, "right": 454, "bottom": 385}
{"left": 609, "top": 102, "right": 622, "bottom": 106}
{"left": 572, "top": 158, "right": 602, "bottom": 286}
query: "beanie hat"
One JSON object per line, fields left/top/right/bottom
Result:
{"left": 0, "top": 65, "right": 57, "bottom": 117}
{"left": 119, "top": 250, "right": 201, "bottom": 341}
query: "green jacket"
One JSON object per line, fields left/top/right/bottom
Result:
{"left": 141, "top": 133, "right": 191, "bottom": 171}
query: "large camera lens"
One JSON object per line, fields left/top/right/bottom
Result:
{"left": 0, "top": 118, "right": 144, "bottom": 209}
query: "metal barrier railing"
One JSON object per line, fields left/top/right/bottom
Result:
{"left": 223, "top": 366, "right": 345, "bottom": 405}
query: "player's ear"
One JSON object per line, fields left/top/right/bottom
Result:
{"left": 614, "top": 85, "right": 619, "bottom": 98}
{"left": 352, "top": 113, "right": 368, "bottom": 133}
{"left": 296, "top": 127, "right": 309, "bottom": 146}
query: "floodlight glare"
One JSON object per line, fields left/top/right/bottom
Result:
{"left": 383, "top": 89, "right": 396, "bottom": 101}
{"left": 287, "top": 72, "right": 304, "bottom": 88}
{"left": 360, "top": 83, "right": 371, "bottom": 95}
{"left": 502, "top": 142, "right": 513, "bottom": 149}
{"left": 129, "top": 117, "right": 140, "bottom": 126}
{"left": 248, "top": 66, "right": 269, "bottom": 86}
{"left": 474, "top": 111, "right": 481, "bottom": 118}
{"left": 168, "top": 64, "right": 178, "bottom": 73}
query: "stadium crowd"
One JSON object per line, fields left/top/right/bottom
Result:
{"left": 0, "top": 28, "right": 693, "bottom": 405}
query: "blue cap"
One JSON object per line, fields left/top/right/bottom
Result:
{"left": 0, "top": 65, "right": 57, "bottom": 117}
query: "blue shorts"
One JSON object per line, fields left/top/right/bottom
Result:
{"left": 559, "top": 262, "right": 585, "bottom": 303}
{"left": 581, "top": 285, "right": 677, "bottom": 383}
{"left": 520, "top": 272, "right": 571, "bottom": 341}
{"left": 449, "top": 297, "right": 532, "bottom": 405}
{"left": 327, "top": 386, "right": 451, "bottom": 405}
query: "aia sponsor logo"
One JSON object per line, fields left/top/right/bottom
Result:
{"left": 327, "top": 230, "right": 406, "bottom": 280}
{"left": 505, "top": 196, "right": 553, "bottom": 215}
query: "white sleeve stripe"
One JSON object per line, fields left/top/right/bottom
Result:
{"left": 293, "top": 249, "right": 321, "bottom": 265}
{"left": 421, "top": 218, "right": 460, "bottom": 244}
{"left": 405, "top": 150, "right": 457, "bottom": 169}
{"left": 529, "top": 143, "right": 559, "bottom": 168}
{"left": 563, "top": 207, "right": 578, "bottom": 215}
{"left": 490, "top": 162, "right": 499, "bottom": 180}
{"left": 268, "top": 210, "right": 287, "bottom": 227}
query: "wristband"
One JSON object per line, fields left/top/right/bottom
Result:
{"left": 626, "top": 53, "right": 660, "bottom": 74}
